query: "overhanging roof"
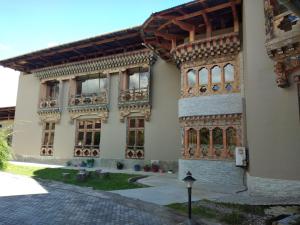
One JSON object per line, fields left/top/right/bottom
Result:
{"left": 141, "top": 0, "right": 242, "bottom": 60}
{"left": 0, "top": 26, "right": 145, "bottom": 73}
{"left": 0, "top": 107, "right": 15, "bottom": 121}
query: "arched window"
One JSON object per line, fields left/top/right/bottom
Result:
{"left": 187, "top": 69, "right": 196, "bottom": 87}
{"left": 199, "top": 68, "right": 208, "bottom": 85}
{"left": 213, "top": 127, "right": 223, "bottom": 156}
{"left": 188, "top": 128, "right": 197, "bottom": 157}
{"left": 224, "top": 64, "right": 234, "bottom": 82}
{"left": 200, "top": 128, "right": 209, "bottom": 156}
{"left": 226, "top": 127, "right": 237, "bottom": 154}
{"left": 211, "top": 66, "right": 221, "bottom": 83}
{"left": 211, "top": 66, "right": 221, "bottom": 92}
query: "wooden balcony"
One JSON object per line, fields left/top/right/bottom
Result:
{"left": 69, "top": 92, "right": 108, "bottom": 108}
{"left": 119, "top": 88, "right": 149, "bottom": 105}
{"left": 265, "top": 4, "right": 300, "bottom": 87}
{"left": 171, "top": 32, "right": 241, "bottom": 64}
{"left": 39, "top": 97, "right": 59, "bottom": 111}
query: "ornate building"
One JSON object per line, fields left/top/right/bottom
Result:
{"left": 0, "top": 0, "right": 299, "bottom": 197}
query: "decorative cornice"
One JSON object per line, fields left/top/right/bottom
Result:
{"left": 38, "top": 110, "right": 61, "bottom": 123}
{"left": 119, "top": 104, "right": 151, "bottom": 122}
{"left": 33, "top": 50, "right": 157, "bottom": 79}
{"left": 171, "top": 33, "right": 240, "bottom": 65}
{"left": 179, "top": 113, "right": 242, "bottom": 127}
{"left": 68, "top": 106, "right": 109, "bottom": 123}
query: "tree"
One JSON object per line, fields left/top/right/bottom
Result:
{"left": 0, "top": 129, "right": 10, "bottom": 170}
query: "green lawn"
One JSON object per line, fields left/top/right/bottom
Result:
{"left": 4, "top": 163, "right": 147, "bottom": 191}
{"left": 167, "top": 201, "right": 267, "bottom": 225}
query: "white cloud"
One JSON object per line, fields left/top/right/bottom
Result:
{"left": 0, "top": 66, "right": 20, "bottom": 107}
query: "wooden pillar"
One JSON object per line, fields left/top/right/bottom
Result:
{"left": 221, "top": 64, "right": 225, "bottom": 90}
{"left": 221, "top": 128, "right": 228, "bottom": 158}
{"left": 171, "top": 39, "right": 176, "bottom": 50}
{"left": 208, "top": 128, "right": 214, "bottom": 157}
{"left": 184, "top": 128, "right": 189, "bottom": 159}
{"left": 189, "top": 29, "right": 195, "bottom": 42}
{"left": 196, "top": 129, "right": 201, "bottom": 159}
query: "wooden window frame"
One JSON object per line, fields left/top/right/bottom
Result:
{"left": 75, "top": 119, "right": 101, "bottom": 149}
{"left": 40, "top": 122, "right": 55, "bottom": 156}
{"left": 126, "top": 117, "right": 145, "bottom": 159}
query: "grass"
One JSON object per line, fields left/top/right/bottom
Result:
{"left": 202, "top": 199, "right": 267, "bottom": 216}
{"left": 4, "top": 163, "right": 147, "bottom": 191}
{"left": 167, "top": 200, "right": 266, "bottom": 225}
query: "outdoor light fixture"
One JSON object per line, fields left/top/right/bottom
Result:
{"left": 182, "top": 171, "right": 196, "bottom": 220}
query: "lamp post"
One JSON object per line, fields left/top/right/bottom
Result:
{"left": 183, "top": 171, "right": 196, "bottom": 220}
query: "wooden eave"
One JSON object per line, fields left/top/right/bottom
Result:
{"left": 0, "top": 107, "right": 15, "bottom": 121}
{"left": 141, "top": 0, "right": 242, "bottom": 60}
{"left": 0, "top": 26, "right": 145, "bottom": 73}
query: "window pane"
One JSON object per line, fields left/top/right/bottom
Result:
{"left": 136, "top": 130, "right": 144, "bottom": 146}
{"left": 129, "top": 119, "right": 136, "bottom": 128}
{"left": 211, "top": 66, "right": 221, "bottom": 83}
{"left": 82, "top": 78, "right": 100, "bottom": 95}
{"left": 86, "top": 121, "right": 93, "bottom": 129}
{"left": 77, "top": 132, "right": 84, "bottom": 146}
{"left": 188, "top": 129, "right": 197, "bottom": 146}
{"left": 128, "top": 131, "right": 136, "bottom": 146}
{"left": 51, "top": 123, "right": 55, "bottom": 130}
{"left": 129, "top": 73, "right": 139, "bottom": 89}
{"left": 213, "top": 128, "right": 223, "bottom": 146}
{"left": 49, "top": 132, "right": 55, "bottom": 146}
{"left": 199, "top": 68, "right": 208, "bottom": 85}
{"left": 187, "top": 70, "right": 196, "bottom": 87}
{"left": 45, "top": 123, "right": 50, "bottom": 130}
{"left": 95, "top": 121, "right": 101, "bottom": 129}
{"left": 138, "top": 119, "right": 144, "bottom": 128}
{"left": 224, "top": 64, "right": 234, "bottom": 82}
{"left": 85, "top": 132, "right": 92, "bottom": 145}
{"left": 94, "top": 132, "right": 100, "bottom": 146}
{"left": 100, "top": 77, "right": 107, "bottom": 91}
{"left": 140, "top": 72, "right": 149, "bottom": 88}
{"left": 43, "top": 133, "right": 49, "bottom": 145}
{"left": 200, "top": 128, "right": 209, "bottom": 145}
{"left": 226, "top": 127, "right": 237, "bottom": 147}
{"left": 79, "top": 121, "right": 85, "bottom": 129}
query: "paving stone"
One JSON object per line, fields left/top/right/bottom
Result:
{"left": 0, "top": 173, "right": 192, "bottom": 225}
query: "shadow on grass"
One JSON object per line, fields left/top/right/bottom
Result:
{"left": 32, "top": 167, "right": 148, "bottom": 191}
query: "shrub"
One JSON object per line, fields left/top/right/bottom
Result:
{"left": 116, "top": 161, "right": 124, "bottom": 170}
{"left": 0, "top": 130, "right": 10, "bottom": 170}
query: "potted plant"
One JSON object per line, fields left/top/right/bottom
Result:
{"left": 133, "top": 164, "right": 141, "bottom": 171}
{"left": 87, "top": 159, "right": 95, "bottom": 168}
{"left": 116, "top": 161, "right": 124, "bottom": 170}
{"left": 80, "top": 161, "right": 87, "bottom": 167}
{"left": 66, "top": 161, "right": 72, "bottom": 167}
{"left": 143, "top": 164, "right": 151, "bottom": 172}
{"left": 151, "top": 163, "right": 159, "bottom": 173}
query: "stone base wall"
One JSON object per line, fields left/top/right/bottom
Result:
{"left": 179, "top": 159, "right": 245, "bottom": 193}
{"left": 13, "top": 154, "right": 178, "bottom": 172}
{"left": 247, "top": 175, "right": 300, "bottom": 197}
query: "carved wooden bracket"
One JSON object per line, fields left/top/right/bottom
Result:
{"left": 68, "top": 108, "right": 109, "bottom": 124}
{"left": 119, "top": 104, "right": 151, "bottom": 122}
{"left": 38, "top": 111, "right": 61, "bottom": 124}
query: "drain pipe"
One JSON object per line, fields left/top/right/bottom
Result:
{"left": 236, "top": 167, "right": 248, "bottom": 193}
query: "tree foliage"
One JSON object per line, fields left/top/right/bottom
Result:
{"left": 0, "top": 129, "right": 10, "bottom": 170}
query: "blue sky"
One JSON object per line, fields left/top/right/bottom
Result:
{"left": 0, "top": 0, "right": 190, "bottom": 107}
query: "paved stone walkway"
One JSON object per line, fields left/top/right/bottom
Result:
{"left": 0, "top": 172, "right": 198, "bottom": 225}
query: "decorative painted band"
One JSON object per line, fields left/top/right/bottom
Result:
{"left": 33, "top": 50, "right": 157, "bottom": 79}
{"left": 178, "top": 93, "right": 243, "bottom": 117}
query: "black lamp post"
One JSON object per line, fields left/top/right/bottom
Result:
{"left": 182, "top": 171, "right": 196, "bottom": 220}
